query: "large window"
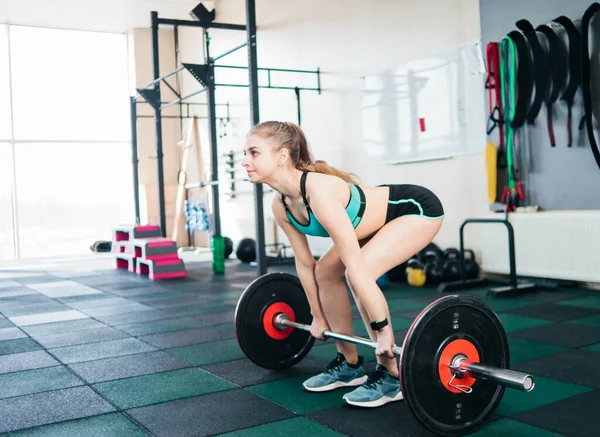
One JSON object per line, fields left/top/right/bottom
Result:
{"left": 0, "top": 25, "right": 134, "bottom": 262}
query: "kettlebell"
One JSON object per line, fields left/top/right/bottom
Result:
{"left": 463, "top": 249, "right": 480, "bottom": 279}
{"left": 442, "top": 248, "right": 461, "bottom": 281}
{"left": 406, "top": 257, "right": 426, "bottom": 287}
{"left": 423, "top": 250, "right": 445, "bottom": 285}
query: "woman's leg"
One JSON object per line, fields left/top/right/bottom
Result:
{"left": 345, "top": 215, "right": 443, "bottom": 376}
{"left": 314, "top": 244, "right": 358, "bottom": 364}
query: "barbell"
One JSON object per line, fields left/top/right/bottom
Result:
{"left": 234, "top": 272, "right": 535, "bottom": 437}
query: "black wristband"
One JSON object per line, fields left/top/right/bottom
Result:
{"left": 370, "top": 318, "right": 389, "bottom": 331}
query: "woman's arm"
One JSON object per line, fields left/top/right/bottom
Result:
{"left": 271, "top": 196, "right": 325, "bottom": 320}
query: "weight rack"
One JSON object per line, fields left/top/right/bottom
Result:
{"left": 131, "top": 3, "right": 321, "bottom": 276}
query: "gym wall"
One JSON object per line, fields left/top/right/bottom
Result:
{"left": 480, "top": 0, "right": 600, "bottom": 210}
{"left": 174, "top": 0, "right": 488, "bottom": 254}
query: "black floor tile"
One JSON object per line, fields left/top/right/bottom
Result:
{"left": 201, "top": 357, "right": 328, "bottom": 387}
{"left": 126, "top": 389, "right": 295, "bottom": 437}
{"left": 513, "top": 389, "right": 600, "bottom": 437}
{"left": 510, "top": 322, "right": 600, "bottom": 348}
{"left": 513, "top": 349, "right": 600, "bottom": 388}
{"left": 15, "top": 274, "right": 63, "bottom": 285}
{"left": 33, "top": 326, "right": 129, "bottom": 349}
{"left": 68, "top": 350, "right": 192, "bottom": 383}
{"left": 307, "top": 402, "right": 440, "bottom": 437}
{"left": 503, "top": 302, "right": 600, "bottom": 322}
{"left": 139, "top": 326, "right": 235, "bottom": 348}
{"left": 0, "top": 386, "right": 115, "bottom": 433}
{"left": 0, "top": 350, "right": 59, "bottom": 375}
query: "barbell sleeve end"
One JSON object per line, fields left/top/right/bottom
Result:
{"left": 458, "top": 360, "right": 535, "bottom": 392}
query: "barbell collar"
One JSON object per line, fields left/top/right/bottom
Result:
{"left": 455, "top": 359, "right": 535, "bottom": 392}
{"left": 276, "top": 314, "right": 403, "bottom": 356}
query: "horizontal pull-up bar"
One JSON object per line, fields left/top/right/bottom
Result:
{"left": 213, "top": 42, "right": 249, "bottom": 63}
{"left": 216, "top": 65, "right": 321, "bottom": 76}
{"left": 157, "top": 17, "right": 246, "bottom": 31}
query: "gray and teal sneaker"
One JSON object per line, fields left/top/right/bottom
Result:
{"left": 342, "top": 364, "right": 403, "bottom": 407}
{"left": 303, "top": 353, "right": 368, "bottom": 392}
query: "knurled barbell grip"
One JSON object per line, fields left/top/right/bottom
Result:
{"left": 276, "top": 315, "right": 403, "bottom": 356}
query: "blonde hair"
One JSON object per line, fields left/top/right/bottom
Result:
{"left": 247, "top": 121, "right": 361, "bottom": 184}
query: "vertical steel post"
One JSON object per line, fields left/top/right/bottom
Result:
{"left": 246, "top": 0, "right": 267, "bottom": 275}
{"left": 151, "top": 11, "right": 167, "bottom": 237}
{"left": 130, "top": 96, "right": 140, "bottom": 225}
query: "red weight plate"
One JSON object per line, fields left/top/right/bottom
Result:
{"left": 262, "top": 302, "right": 295, "bottom": 340}
{"left": 437, "top": 338, "right": 480, "bottom": 394}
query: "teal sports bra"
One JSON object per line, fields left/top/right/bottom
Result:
{"left": 281, "top": 171, "right": 366, "bottom": 238}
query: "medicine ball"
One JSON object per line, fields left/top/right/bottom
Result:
{"left": 223, "top": 236, "right": 234, "bottom": 259}
{"left": 236, "top": 238, "right": 256, "bottom": 263}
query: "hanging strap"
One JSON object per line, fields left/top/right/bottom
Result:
{"left": 552, "top": 16, "right": 582, "bottom": 147}
{"left": 516, "top": 19, "right": 549, "bottom": 125}
{"left": 485, "top": 42, "right": 504, "bottom": 151}
{"left": 581, "top": 3, "right": 600, "bottom": 169}
{"left": 536, "top": 23, "right": 567, "bottom": 147}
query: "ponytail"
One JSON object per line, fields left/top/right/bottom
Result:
{"left": 248, "top": 121, "right": 361, "bottom": 185}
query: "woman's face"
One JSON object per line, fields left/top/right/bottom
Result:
{"left": 242, "top": 135, "right": 281, "bottom": 183}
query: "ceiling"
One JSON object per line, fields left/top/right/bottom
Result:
{"left": 0, "top": 0, "right": 217, "bottom": 33}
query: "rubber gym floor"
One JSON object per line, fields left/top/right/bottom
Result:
{"left": 0, "top": 258, "right": 599, "bottom": 437}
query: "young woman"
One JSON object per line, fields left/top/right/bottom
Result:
{"left": 241, "top": 121, "right": 444, "bottom": 408}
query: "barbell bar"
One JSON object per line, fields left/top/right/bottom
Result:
{"left": 274, "top": 314, "right": 534, "bottom": 392}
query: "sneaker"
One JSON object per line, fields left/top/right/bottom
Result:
{"left": 303, "top": 353, "right": 368, "bottom": 392}
{"left": 342, "top": 364, "right": 403, "bottom": 407}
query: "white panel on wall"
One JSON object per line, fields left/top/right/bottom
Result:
{"left": 361, "top": 41, "right": 487, "bottom": 164}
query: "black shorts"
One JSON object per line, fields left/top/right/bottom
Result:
{"left": 378, "top": 184, "right": 445, "bottom": 224}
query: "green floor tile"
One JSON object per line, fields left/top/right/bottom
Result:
{"left": 218, "top": 417, "right": 344, "bottom": 437}
{"left": 7, "top": 412, "right": 149, "bottom": 436}
{"left": 0, "top": 319, "right": 14, "bottom": 329}
{"left": 166, "top": 338, "right": 245, "bottom": 366}
{"left": 0, "top": 365, "right": 83, "bottom": 399}
{"left": 49, "top": 338, "right": 156, "bottom": 364}
{"left": 208, "top": 290, "right": 244, "bottom": 301}
{"left": 93, "top": 367, "right": 236, "bottom": 409}
{"left": 386, "top": 298, "right": 430, "bottom": 313}
{"left": 471, "top": 418, "right": 567, "bottom": 437}
{"left": 246, "top": 375, "right": 354, "bottom": 415}
{"left": 0, "top": 338, "right": 43, "bottom": 356}
{"left": 582, "top": 342, "right": 600, "bottom": 354}
{"left": 481, "top": 297, "right": 536, "bottom": 312}
{"left": 307, "top": 342, "right": 377, "bottom": 364}
{"left": 571, "top": 314, "right": 600, "bottom": 327}
{"left": 118, "top": 317, "right": 206, "bottom": 336}
{"left": 507, "top": 338, "right": 568, "bottom": 364}
{"left": 496, "top": 376, "right": 593, "bottom": 416}
{"left": 558, "top": 295, "right": 600, "bottom": 309}
{"left": 497, "top": 314, "right": 553, "bottom": 333}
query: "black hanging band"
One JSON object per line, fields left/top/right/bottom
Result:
{"left": 507, "top": 30, "right": 534, "bottom": 129}
{"left": 516, "top": 19, "right": 549, "bottom": 125}
{"left": 581, "top": 3, "right": 600, "bottom": 169}
{"left": 536, "top": 24, "right": 567, "bottom": 147}
{"left": 552, "top": 15, "right": 582, "bottom": 147}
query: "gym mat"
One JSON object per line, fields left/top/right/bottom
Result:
{"left": 0, "top": 259, "right": 598, "bottom": 436}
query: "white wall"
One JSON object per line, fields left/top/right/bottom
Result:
{"left": 175, "top": 0, "right": 488, "bottom": 256}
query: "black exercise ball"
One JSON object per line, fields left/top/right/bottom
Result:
{"left": 236, "top": 238, "right": 256, "bottom": 263}
{"left": 224, "top": 236, "right": 234, "bottom": 259}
